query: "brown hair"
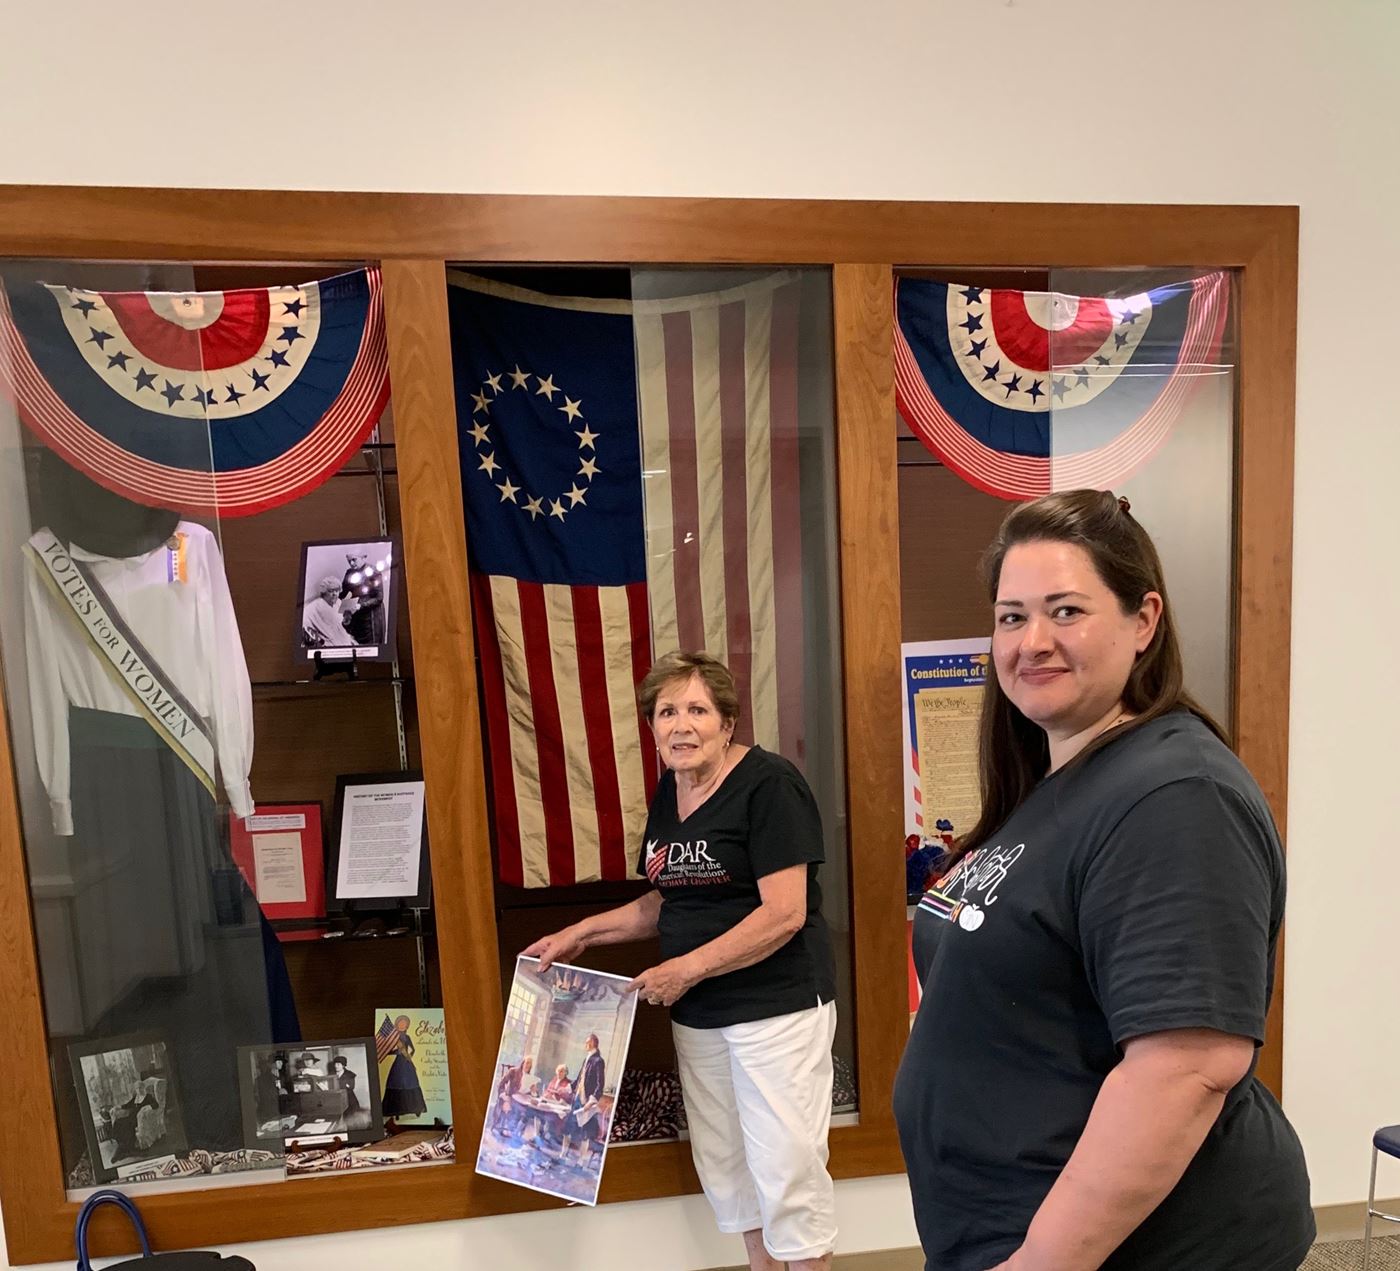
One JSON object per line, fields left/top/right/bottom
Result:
{"left": 941, "top": 488, "right": 1227, "bottom": 878}
{"left": 637, "top": 650, "right": 741, "bottom": 726}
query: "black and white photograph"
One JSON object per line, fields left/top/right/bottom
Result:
{"left": 69, "top": 1033, "right": 188, "bottom": 1183}
{"left": 295, "top": 538, "right": 397, "bottom": 662}
{"left": 237, "top": 1039, "right": 385, "bottom": 1150}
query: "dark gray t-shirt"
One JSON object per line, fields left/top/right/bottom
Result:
{"left": 893, "top": 711, "right": 1313, "bottom": 1271}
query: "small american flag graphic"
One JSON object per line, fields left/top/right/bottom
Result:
{"left": 375, "top": 1014, "right": 400, "bottom": 1063}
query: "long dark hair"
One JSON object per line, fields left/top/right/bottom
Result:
{"left": 940, "top": 489, "right": 1227, "bottom": 878}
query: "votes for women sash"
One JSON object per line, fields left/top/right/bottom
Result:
{"left": 24, "top": 529, "right": 217, "bottom": 795}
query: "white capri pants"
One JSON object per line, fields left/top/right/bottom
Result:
{"left": 672, "top": 1001, "right": 838, "bottom": 1263}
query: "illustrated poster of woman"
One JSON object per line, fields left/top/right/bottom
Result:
{"left": 381, "top": 1016, "right": 427, "bottom": 1119}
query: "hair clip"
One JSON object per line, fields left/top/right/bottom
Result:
{"left": 1117, "top": 495, "right": 1132, "bottom": 515}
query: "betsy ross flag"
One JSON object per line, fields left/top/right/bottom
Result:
{"left": 895, "top": 272, "right": 1229, "bottom": 500}
{"left": 448, "top": 271, "right": 807, "bottom": 889}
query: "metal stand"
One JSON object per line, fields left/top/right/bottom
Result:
{"left": 312, "top": 648, "right": 361, "bottom": 682}
{"left": 369, "top": 431, "right": 410, "bottom": 773}
{"left": 371, "top": 428, "right": 422, "bottom": 1002}
{"left": 410, "top": 907, "right": 430, "bottom": 1007}
{"left": 311, "top": 432, "right": 426, "bottom": 1003}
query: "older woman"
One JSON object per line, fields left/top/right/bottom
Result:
{"left": 301, "top": 575, "right": 352, "bottom": 648}
{"left": 525, "top": 650, "right": 837, "bottom": 1271}
{"left": 894, "top": 490, "right": 1313, "bottom": 1271}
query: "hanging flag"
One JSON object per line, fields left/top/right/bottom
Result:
{"left": 894, "top": 272, "right": 1229, "bottom": 500}
{"left": 449, "top": 270, "right": 808, "bottom": 888}
{"left": 632, "top": 272, "right": 806, "bottom": 757}
{"left": 449, "top": 274, "right": 656, "bottom": 890}
{"left": 0, "top": 267, "right": 389, "bottom": 516}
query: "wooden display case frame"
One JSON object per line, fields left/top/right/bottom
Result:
{"left": 0, "top": 187, "right": 1297, "bottom": 1263}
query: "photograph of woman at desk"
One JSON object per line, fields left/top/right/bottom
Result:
{"left": 238, "top": 1039, "right": 383, "bottom": 1150}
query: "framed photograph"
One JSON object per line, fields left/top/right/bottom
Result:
{"left": 69, "top": 1032, "right": 187, "bottom": 1183}
{"left": 237, "top": 1039, "right": 385, "bottom": 1150}
{"left": 475, "top": 956, "right": 638, "bottom": 1207}
{"left": 295, "top": 537, "right": 398, "bottom": 663}
{"left": 228, "top": 803, "right": 326, "bottom": 925}
{"left": 327, "top": 772, "right": 431, "bottom": 912}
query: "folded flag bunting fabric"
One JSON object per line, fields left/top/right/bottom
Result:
{"left": 894, "top": 272, "right": 1229, "bottom": 500}
{"left": 448, "top": 270, "right": 808, "bottom": 888}
{"left": 0, "top": 267, "right": 389, "bottom": 515}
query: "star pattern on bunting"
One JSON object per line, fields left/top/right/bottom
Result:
{"left": 50, "top": 282, "right": 320, "bottom": 414}
{"left": 950, "top": 286, "right": 1153, "bottom": 414}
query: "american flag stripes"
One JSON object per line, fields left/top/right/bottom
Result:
{"left": 633, "top": 273, "right": 806, "bottom": 757}
{"left": 375, "top": 1014, "right": 400, "bottom": 1063}
{"left": 469, "top": 574, "right": 655, "bottom": 887}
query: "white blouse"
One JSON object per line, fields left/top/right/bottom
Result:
{"left": 22, "top": 520, "right": 255, "bottom": 835}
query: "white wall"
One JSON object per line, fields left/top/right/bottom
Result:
{"left": 2, "top": 0, "right": 1397, "bottom": 1264}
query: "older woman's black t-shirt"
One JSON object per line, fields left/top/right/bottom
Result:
{"left": 893, "top": 711, "right": 1314, "bottom": 1271}
{"left": 639, "top": 746, "right": 836, "bottom": 1029}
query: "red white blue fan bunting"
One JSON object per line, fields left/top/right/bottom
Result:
{"left": 894, "top": 272, "right": 1229, "bottom": 500}
{"left": 0, "top": 267, "right": 389, "bottom": 516}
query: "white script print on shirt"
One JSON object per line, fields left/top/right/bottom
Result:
{"left": 915, "top": 842, "right": 1026, "bottom": 933}
{"left": 645, "top": 838, "right": 733, "bottom": 888}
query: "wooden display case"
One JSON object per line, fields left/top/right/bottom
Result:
{"left": 0, "top": 187, "right": 1297, "bottom": 1263}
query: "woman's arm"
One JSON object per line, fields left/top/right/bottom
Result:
{"left": 993, "top": 1028, "right": 1255, "bottom": 1271}
{"left": 523, "top": 891, "right": 663, "bottom": 971}
{"left": 626, "top": 863, "right": 807, "bottom": 1006}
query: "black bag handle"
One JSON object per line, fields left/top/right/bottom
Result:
{"left": 75, "top": 1189, "right": 153, "bottom": 1270}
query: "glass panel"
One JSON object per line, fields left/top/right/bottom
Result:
{"left": 894, "top": 265, "right": 1240, "bottom": 918}
{"left": 629, "top": 267, "right": 855, "bottom": 1118}
{"left": 449, "top": 265, "right": 855, "bottom": 1143}
{"left": 0, "top": 261, "right": 449, "bottom": 1197}
{"left": 893, "top": 267, "right": 1046, "bottom": 899}
{"left": 1048, "top": 268, "right": 1237, "bottom": 726}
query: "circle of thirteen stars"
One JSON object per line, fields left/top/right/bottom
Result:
{"left": 467, "top": 366, "right": 599, "bottom": 522}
